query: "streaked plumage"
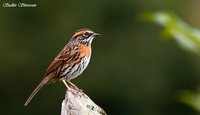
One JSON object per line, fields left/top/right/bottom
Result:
{"left": 24, "top": 28, "right": 100, "bottom": 106}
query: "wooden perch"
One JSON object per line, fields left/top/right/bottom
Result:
{"left": 61, "top": 88, "right": 107, "bottom": 115}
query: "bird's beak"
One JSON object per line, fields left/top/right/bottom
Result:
{"left": 93, "top": 33, "right": 100, "bottom": 36}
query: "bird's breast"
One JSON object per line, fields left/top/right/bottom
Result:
{"left": 60, "top": 45, "right": 92, "bottom": 80}
{"left": 79, "top": 45, "right": 91, "bottom": 58}
{"left": 61, "top": 56, "right": 90, "bottom": 80}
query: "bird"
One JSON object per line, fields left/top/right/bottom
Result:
{"left": 24, "top": 28, "right": 100, "bottom": 106}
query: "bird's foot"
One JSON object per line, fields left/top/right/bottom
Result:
{"left": 62, "top": 80, "right": 84, "bottom": 96}
{"left": 68, "top": 87, "right": 84, "bottom": 96}
{"left": 69, "top": 85, "right": 83, "bottom": 92}
{"left": 67, "top": 80, "right": 83, "bottom": 93}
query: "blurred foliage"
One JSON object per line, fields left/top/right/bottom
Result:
{"left": 142, "top": 11, "right": 200, "bottom": 113}
{"left": 179, "top": 88, "right": 200, "bottom": 113}
{"left": 141, "top": 11, "right": 200, "bottom": 54}
{"left": 1, "top": 0, "right": 200, "bottom": 115}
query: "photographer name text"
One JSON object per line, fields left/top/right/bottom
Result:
{"left": 3, "top": 2, "right": 37, "bottom": 8}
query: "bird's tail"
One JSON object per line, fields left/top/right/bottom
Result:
{"left": 24, "top": 76, "right": 52, "bottom": 106}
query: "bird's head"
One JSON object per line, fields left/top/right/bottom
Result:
{"left": 71, "top": 28, "right": 100, "bottom": 46}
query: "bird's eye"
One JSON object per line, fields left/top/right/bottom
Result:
{"left": 83, "top": 32, "right": 90, "bottom": 38}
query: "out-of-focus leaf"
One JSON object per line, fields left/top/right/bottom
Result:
{"left": 141, "top": 11, "right": 200, "bottom": 54}
{"left": 179, "top": 89, "right": 200, "bottom": 112}
{"left": 141, "top": 11, "right": 200, "bottom": 113}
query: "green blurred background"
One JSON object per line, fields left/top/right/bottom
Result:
{"left": 1, "top": 0, "right": 200, "bottom": 115}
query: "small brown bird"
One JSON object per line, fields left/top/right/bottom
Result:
{"left": 24, "top": 28, "right": 100, "bottom": 106}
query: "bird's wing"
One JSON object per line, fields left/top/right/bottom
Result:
{"left": 44, "top": 59, "right": 64, "bottom": 76}
{"left": 44, "top": 50, "right": 79, "bottom": 77}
